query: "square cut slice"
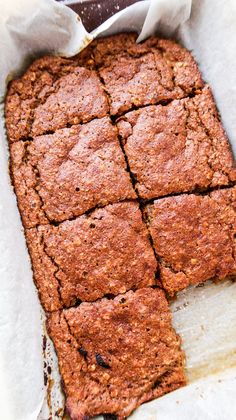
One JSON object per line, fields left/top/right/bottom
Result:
{"left": 10, "top": 117, "right": 136, "bottom": 228}
{"left": 94, "top": 33, "right": 203, "bottom": 115}
{"left": 5, "top": 56, "right": 109, "bottom": 141}
{"left": 118, "top": 86, "right": 236, "bottom": 199}
{"left": 26, "top": 202, "right": 157, "bottom": 312}
{"left": 145, "top": 187, "right": 236, "bottom": 295}
{"left": 47, "top": 288, "right": 186, "bottom": 419}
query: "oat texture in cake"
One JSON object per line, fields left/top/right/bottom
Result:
{"left": 5, "top": 32, "right": 236, "bottom": 420}
{"left": 118, "top": 87, "right": 236, "bottom": 199}
{"left": 92, "top": 33, "right": 204, "bottom": 115}
{"left": 146, "top": 187, "right": 236, "bottom": 295}
{"left": 26, "top": 202, "right": 157, "bottom": 311}
{"left": 5, "top": 57, "right": 109, "bottom": 141}
{"left": 10, "top": 117, "right": 136, "bottom": 228}
{"left": 47, "top": 288, "right": 186, "bottom": 419}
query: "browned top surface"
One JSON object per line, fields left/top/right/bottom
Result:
{"left": 5, "top": 59, "right": 109, "bottom": 142}
{"left": 10, "top": 117, "right": 135, "bottom": 228}
{"left": 146, "top": 187, "right": 236, "bottom": 295}
{"left": 5, "top": 33, "right": 204, "bottom": 142}
{"left": 5, "top": 32, "right": 236, "bottom": 418}
{"left": 26, "top": 202, "right": 157, "bottom": 311}
{"left": 94, "top": 34, "right": 203, "bottom": 115}
{"left": 118, "top": 86, "right": 236, "bottom": 199}
{"left": 47, "top": 288, "right": 185, "bottom": 419}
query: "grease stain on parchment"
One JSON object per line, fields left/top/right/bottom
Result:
{"left": 171, "top": 279, "right": 236, "bottom": 382}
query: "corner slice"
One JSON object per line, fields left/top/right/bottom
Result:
{"left": 94, "top": 33, "right": 203, "bottom": 115}
{"left": 26, "top": 202, "right": 157, "bottom": 312}
{"left": 10, "top": 117, "right": 136, "bottom": 228}
{"left": 47, "top": 288, "right": 186, "bottom": 419}
{"left": 5, "top": 56, "right": 109, "bottom": 141}
{"left": 117, "top": 86, "right": 236, "bottom": 200}
{"left": 145, "top": 186, "right": 236, "bottom": 295}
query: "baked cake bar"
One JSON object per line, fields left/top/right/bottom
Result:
{"left": 47, "top": 288, "right": 186, "bottom": 419}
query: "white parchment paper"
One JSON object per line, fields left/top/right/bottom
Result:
{"left": 0, "top": 0, "right": 236, "bottom": 419}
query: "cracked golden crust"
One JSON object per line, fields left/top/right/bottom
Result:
{"left": 146, "top": 187, "right": 236, "bottom": 295}
{"left": 26, "top": 202, "right": 157, "bottom": 312}
{"left": 47, "top": 288, "right": 186, "bottom": 419}
{"left": 5, "top": 33, "right": 204, "bottom": 142}
{"left": 118, "top": 86, "right": 236, "bottom": 199}
{"left": 5, "top": 56, "right": 75, "bottom": 142}
{"left": 5, "top": 59, "right": 109, "bottom": 142}
{"left": 31, "top": 68, "right": 109, "bottom": 137}
{"left": 10, "top": 117, "right": 136, "bottom": 228}
{"left": 94, "top": 34, "right": 204, "bottom": 115}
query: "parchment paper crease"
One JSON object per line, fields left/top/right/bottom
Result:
{"left": 0, "top": 0, "right": 236, "bottom": 419}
